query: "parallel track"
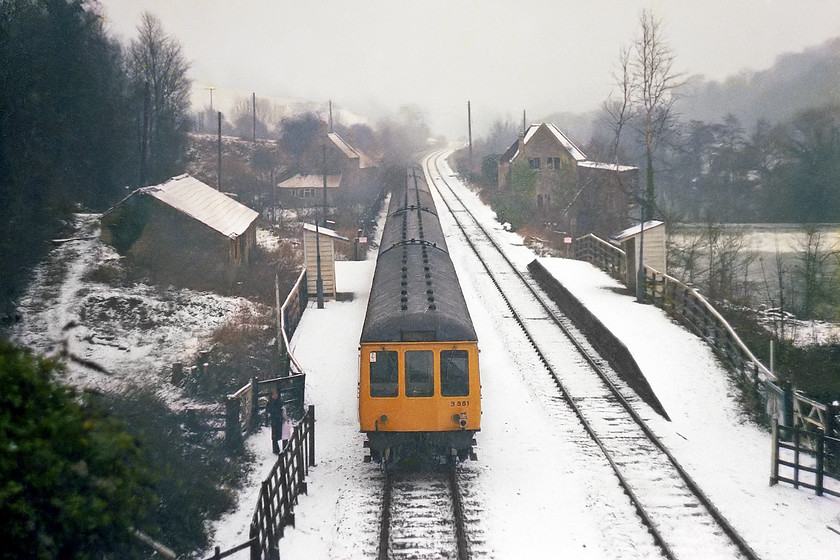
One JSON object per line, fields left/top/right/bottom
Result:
{"left": 423, "top": 150, "right": 760, "bottom": 560}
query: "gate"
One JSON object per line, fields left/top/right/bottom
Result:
{"left": 770, "top": 416, "right": 840, "bottom": 498}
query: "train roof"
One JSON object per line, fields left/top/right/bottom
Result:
{"left": 360, "top": 168, "right": 476, "bottom": 343}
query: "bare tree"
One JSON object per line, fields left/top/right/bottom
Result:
{"left": 127, "top": 12, "right": 192, "bottom": 184}
{"left": 607, "top": 9, "right": 682, "bottom": 300}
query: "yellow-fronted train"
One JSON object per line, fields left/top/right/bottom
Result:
{"left": 359, "top": 166, "right": 480, "bottom": 465}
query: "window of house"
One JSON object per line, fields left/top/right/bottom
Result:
{"left": 547, "top": 157, "right": 561, "bottom": 170}
{"left": 529, "top": 157, "right": 541, "bottom": 170}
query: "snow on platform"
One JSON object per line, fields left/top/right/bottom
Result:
{"left": 207, "top": 256, "right": 840, "bottom": 559}
{"left": 538, "top": 257, "right": 840, "bottom": 559}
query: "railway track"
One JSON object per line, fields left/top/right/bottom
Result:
{"left": 377, "top": 465, "right": 473, "bottom": 560}
{"left": 423, "top": 150, "right": 760, "bottom": 560}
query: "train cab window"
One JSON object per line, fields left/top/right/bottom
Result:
{"left": 369, "top": 351, "right": 398, "bottom": 397}
{"left": 405, "top": 350, "right": 434, "bottom": 397}
{"left": 440, "top": 350, "right": 469, "bottom": 397}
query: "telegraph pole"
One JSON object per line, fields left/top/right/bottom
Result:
{"left": 467, "top": 101, "right": 473, "bottom": 163}
{"left": 252, "top": 92, "right": 257, "bottom": 143}
{"left": 217, "top": 111, "right": 222, "bottom": 190}
{"left": 322, "top": 142, "right": 328, "bottom": 227}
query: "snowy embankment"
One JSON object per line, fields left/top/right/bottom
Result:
{"left": 11, "top": 213, "right": 261, "bottom": 408}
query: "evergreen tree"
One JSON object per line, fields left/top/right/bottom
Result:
{"left": 0, "top": 340, "right": 156, "bottom": 559}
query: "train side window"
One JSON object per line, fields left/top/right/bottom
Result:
{"left": 405, "top": 350, "right": 434, "bottom": 397}
{"left": 440, "top": 350, "right": 469, "bottom": 397}
{"left": 369, "top": 351, "right": 398, "bottom": 397}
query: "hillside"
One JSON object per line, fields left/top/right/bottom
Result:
{"left": 679, "top": 36, "right": 840, "bottom": 126}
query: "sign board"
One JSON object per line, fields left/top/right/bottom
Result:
{"left": 357, "top": 236, "right": 368, "bottom": 243}
{"left": 563, "top": 237, "right": 573, "bottom": 244}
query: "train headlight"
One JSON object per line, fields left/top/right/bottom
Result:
{"left": 458, "top": 412, "right": 468, "bottom": 429}
{"left": 379, "top": 414, "right": 388, "bottom": 424}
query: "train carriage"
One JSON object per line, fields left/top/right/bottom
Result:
{"left": 359, "top": 167, "right": 480, "bottom": 464}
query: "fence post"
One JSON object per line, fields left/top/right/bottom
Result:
{"left": 250, "top": 376, "right": 261, "bottom": 431}
{"left": 782, "top": 380, "right": 794, "bottom": 432}
{"left": 816, "top": 430, "right": 825, "bottom": 497}
{"left": 770, "top": 415, "right": 779, "bottom": 486}
{"left": 793, "top": 428, "right": 801, "bottom": 488}
{"left": 308, "top": 405, "right": 316, "bottom": 467}
{"left": 225, "top": 396, "right": 243, "bottom": 450}
{"left": 249, "top": 521, "right": 260, "bottom": 560}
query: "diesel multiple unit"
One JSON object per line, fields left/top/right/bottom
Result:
{"left": 359, "top": 167, "right": 480, "bottom": 464}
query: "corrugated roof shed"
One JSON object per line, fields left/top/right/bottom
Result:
{"left": 140, "top": 174, "right": 258, "bottom": 238}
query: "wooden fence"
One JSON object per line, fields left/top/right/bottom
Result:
{"left": 205, "top": 406, "right": 317, "bottom": 560}
{"left": 574, "top": 233, "right": 626, "bottom": 282}
{"left": 574, "top": 233, "right": 840, "bottom": 491}
{"left": 225, "top": 269, "right": 309, "bottom": 443}
{"left": 771, "top": 416, "right": 840, "bottom": 498}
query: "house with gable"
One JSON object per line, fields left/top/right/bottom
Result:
{"left": 498, "top": 123, "right": 638, "bottom": 238}
{"left": 277, "top": 128, "right": 379, "bottom": 208}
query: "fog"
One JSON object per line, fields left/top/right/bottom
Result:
{"left": 99, "top": 0, "right": 840, "bottom": 138}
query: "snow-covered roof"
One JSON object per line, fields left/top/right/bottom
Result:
{"left": 140, "top": 174, "right": 258, "bottom": 238}
{"left": 277, "top": 174, "right": 342, "bottom": 190}
{"left": 578, "top": 161, "right": 638, "bottom": 172}
{"left": 328, "top": 132, "right": 377, "bottom": 169}
{"left": 302, "top": 222, "right": 350, "bottom": 241}
{"left": 612, "top": 220, "right": 665, "bottom": 242}
{"left": 500, "top": 123, "right": 588, "bottom": 165}
{"left": 531, "top": 123, "right": 588, "bottom": 162}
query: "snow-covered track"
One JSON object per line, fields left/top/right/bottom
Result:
{"left": 378, "top": 466, "right": 471, "bottom": 560}
{"left": 423, "top": 150, "right": 760, "bottom": 560}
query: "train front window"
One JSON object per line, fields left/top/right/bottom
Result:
{"left": 369, "top": 351, "right": 398, "bottom": 397}
{"left": 405, "top": 350, "right": 434, "bottom": 397}
{"left": 440, "top": 350, "right": 469, "bottom": 397}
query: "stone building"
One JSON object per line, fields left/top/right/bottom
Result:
{"left": 101, "top": 174, "right": 258, "bottom": 288}
{"left": 498, "top": 123, "right": 638, "bottom": 238}
{"left": 277, "top": 131, "right": 378, "bottom": 208}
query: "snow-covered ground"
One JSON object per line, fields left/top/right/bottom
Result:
{"left": 11, "top": 213, "right": 262, "bottom": 407}
{"left": 206, "top": 161, "right": 840, "bottom": 558}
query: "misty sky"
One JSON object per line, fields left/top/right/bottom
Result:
{"left": 98, "top": 0, "right": 840, "bottom": 138}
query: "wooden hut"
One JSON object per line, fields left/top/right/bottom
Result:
{"left": 612, "top": 220, "right": 666, "bottom": 291}
{"left": 302, "top": 223, "right": 349, "bottom": 301}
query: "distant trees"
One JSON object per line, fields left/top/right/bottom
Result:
{"left": 278, "top": 112, "right": 322, "bottom": 169}
{"left": 0, "top": 2, "right": 194, "bottom": 319}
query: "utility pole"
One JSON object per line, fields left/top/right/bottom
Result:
{"left": 322, "top": 142, "right": 328, "bottom": 227}
{"left": 328, "top": 100, "right": 333, "bottom": 132}
{"left": 315, "top": 219, "right": 324, "bottom": 309}
{"left": 217, "top": 111, "right": 222, "bottom": 190}
{"left": 467, "top": 101, "right": 473, "bottom": 163}
{"left": 522, "top": 110, "right": 526, "bottom": 134}
{"left": 252, "top": 92, "right": 257, "bottom": 143}
{"left": 140, "top": 81, "right": 149, "bottom": 186}
{"left": 205, "top": 86, "right": 215, "bottom": 111}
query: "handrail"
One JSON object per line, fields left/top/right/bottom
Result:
{"left": 644, "top": 265, "right": 775, "bottom": 383}
{"left": 281, "top": 268, "right": 307, "bottom": 374}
